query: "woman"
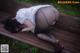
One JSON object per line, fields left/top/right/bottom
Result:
{"left": 3, "top": 5, "right": 63, "bottom": 53}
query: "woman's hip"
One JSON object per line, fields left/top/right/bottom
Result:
{"left": 35, "top": 6, "right": 59, "bottom": 29}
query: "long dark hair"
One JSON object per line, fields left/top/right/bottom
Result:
{"left": 3, "top": 16, "right": 22, "bottom": 33}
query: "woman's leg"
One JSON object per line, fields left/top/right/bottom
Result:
{"left": 37, "top": 33, "right": 63, "bottom": 53}
{"left": 37, "top": 33, "right": 58, "bottom": 44}
{"left": 35, "top": 28, "right": 63, "bottom": 53}
{"left": 35, "top": 6, "right": 63, "bottom": 53}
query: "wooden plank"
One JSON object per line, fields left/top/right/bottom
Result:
{"left": 0, "top": 0, "right": 32, "bottom": 14}
{"left": 50, "top": 28, "right": 80, "bottom": 53}
{"left": 55, "top": 13, "right": 80, "bottom": 35}
{"left": 0, "top": 24, "right": 54, "bottom": 52}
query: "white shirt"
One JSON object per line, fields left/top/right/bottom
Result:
{"left": 15, "top": 5, "right": 51, "bottom": 33}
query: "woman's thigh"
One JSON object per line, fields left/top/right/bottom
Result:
{"left": 36, "top": 6, "right": 59, "bottom": 29}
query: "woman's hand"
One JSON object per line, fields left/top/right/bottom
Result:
{"left": 21, "top": 20, "right": 34, "bottom": 32}
{"left": 21, "top": 27, "right": 32, "bottom": 32}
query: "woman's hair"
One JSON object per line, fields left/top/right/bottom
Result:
{"left": 3, "top": 17, "right": 22, "bottom": 33}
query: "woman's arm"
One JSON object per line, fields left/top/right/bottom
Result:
{"left": 21, "top": 20, "right": 34, "bottom": 32}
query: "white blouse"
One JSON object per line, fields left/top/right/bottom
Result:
{"left": 15, "top": 5, "right": 51, "bottom": 33}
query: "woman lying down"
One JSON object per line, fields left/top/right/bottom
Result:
{"left": 3, "top": 5, "right": 64, "bottom": 53}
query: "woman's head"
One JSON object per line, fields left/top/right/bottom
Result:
{"left": 3, "top": 17, "right": 22, "bottom": 33}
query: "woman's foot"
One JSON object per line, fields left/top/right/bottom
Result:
{"left": 49, "top": 35, "right": 64, "bottom": 53}
{"left": 54, "top": 41, "right": 64, "bottom": 53}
